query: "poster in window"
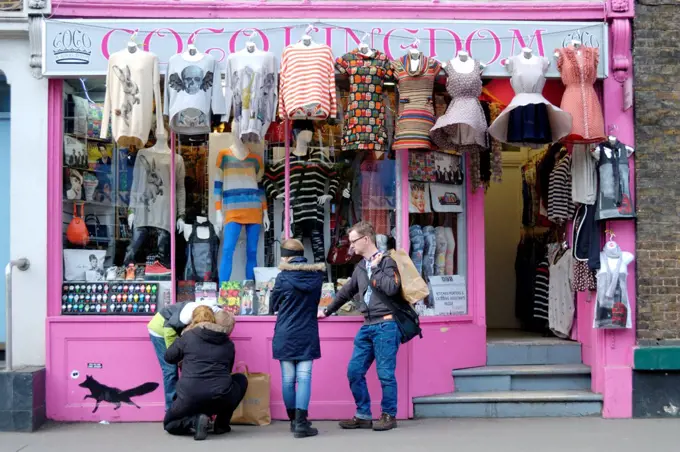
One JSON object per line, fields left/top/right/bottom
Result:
{"left": 409, "top": 182, "right": 431, "bottom": 214}
{"left": 433, "top": 152, "right": 464, "bottom": 185}
{"left": 430, "top": 183, "right": 464, "bottom": 213}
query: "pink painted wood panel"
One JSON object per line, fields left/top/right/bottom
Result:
{"left": 46, "top": 316, "right": 418, "bottom": 421}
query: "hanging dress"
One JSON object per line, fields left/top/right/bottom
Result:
{"left": 488, "top": 55, "right": 572, "bottom": 147}
{"left": 391, "top": 53, "right": 441, "bottom": 150}
{"left": 555, "top": 46, "right": 606, "bottom": 144}
{"left": 429, "top": 59, "right": 487, "bottom": 151}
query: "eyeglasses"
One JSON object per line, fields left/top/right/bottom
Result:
{"left": 349, "top": 236, "right": 366, "bottom": 245}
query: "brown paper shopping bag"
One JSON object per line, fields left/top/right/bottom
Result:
{"left": 390, "top": 249, "right": 430, "bottom": 304}
{"left": 230, "top": 363, "right": 271, "bottom": 426}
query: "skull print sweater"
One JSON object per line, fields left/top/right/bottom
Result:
{"left": 129, "top": 147, "right": 187, "bottom": 232}
{"left": 101, "top": 49, "right": 164, "bottom": 148}
{"left": 164, "top": 52, "right": 225, "bottom": 135}
{"left": 222, "top": 50, "right": 278, "bottom": 143}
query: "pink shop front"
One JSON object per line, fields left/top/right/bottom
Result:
{"left": 43, "top": 0, "right": 637, "bottom": 422}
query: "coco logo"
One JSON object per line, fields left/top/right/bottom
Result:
{"left": 53, "top": 29, "right": 92, "bottom": 65}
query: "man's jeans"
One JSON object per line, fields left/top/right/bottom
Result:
{"left": 347, "top": 321, "right": 401, "bottom": 418}
{"left": 150, "top": 334, "right": 178, "bottom": 411}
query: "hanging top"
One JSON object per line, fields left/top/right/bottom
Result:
{"left": 278, "top": 43, "right": 337, "bottom": 120}
{"left": 223, "top": 50, "right": 278, "bottom": 142}
{"left": 164, "top": 52, "right": 225, "bottom": 135}
{"left": 101, "top": 49, "right": 164, "bottom": 148}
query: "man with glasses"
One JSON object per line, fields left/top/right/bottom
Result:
{"left": 318, "top": 221, "right": 402, "bottom": 431}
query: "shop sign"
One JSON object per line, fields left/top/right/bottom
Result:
{"left": 42, "top": 19, "right": 608, "bottom": 77}
{"left": 429, "top": 275, "right": 467, "bottom": 316}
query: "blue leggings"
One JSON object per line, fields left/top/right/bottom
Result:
{"left": 220, "top": 222, "right": 261, "bottom": 281}
{"left": 280, "top": 360, "right": 313, "bottom": 411}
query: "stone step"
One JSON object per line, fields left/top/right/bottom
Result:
{"left": 453, "top": 364, "right": 592, "bottom": 392}
{"left": 487, "top": 341, "right": 582, "bottom": 366}
{"left": 414, "top": 390, "right": 602, "bottom": 418}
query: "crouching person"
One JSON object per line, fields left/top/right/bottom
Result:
{"left": 163, "top": 307, "right": 247, "bottom": 440}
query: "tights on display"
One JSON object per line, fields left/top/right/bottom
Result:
{"left": 292, "top": 219, "right": 326, "bottom": 264}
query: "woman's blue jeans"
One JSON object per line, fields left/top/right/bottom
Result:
{"left": 280, "top": 360, "right": 313, "bottom": 411}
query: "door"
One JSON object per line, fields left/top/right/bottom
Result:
{"left": 0, "top": 73, "right": 10, "bottom": 349}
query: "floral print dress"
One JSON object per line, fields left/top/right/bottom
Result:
{"left": 336, "top": 50, "right": 394, "bottom": 151}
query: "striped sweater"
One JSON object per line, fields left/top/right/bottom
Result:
{"left": 278, "top": 44, "right": 338, "bottom": 120}
{"left": 264, "top": 148, "right": 339, "bottom": 223}
{"left": 214, "top": 148, "right": 266, "bottom": 225}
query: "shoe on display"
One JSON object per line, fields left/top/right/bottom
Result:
{"left": 125, "top": 264, "right": 136, "bottom": 281}
{"left": 135, "top": 265, "right": 146, "bottom": 281}
{"left": 145, "top": 260, "right": 171, "bottom": 280}
{"left": 116, "top": 267, "right": 127, "bottom": 281}
{"left": 105, "top": 267, "right": 118, "bottom": 281}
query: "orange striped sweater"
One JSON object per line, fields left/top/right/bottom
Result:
{"left": 278, "top": 44, "right": 338, "bottom": 120}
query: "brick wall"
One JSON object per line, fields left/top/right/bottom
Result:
{"left": 635, "top": 0, "right": 680, "bottom": 344}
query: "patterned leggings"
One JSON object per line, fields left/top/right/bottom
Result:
{"left": 422, "top": 226, "right": 436, "bottom": 280}
{"left": 409, "top": 225, "right": 424, "bottom": 275}
{"left": 293, "top": 219, "right": 326, "bottom": 263}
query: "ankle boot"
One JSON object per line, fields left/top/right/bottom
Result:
{"left": 287, "top": 408, "right": 296, "bottom": 432}
{"left": 294, "top": 409, "right": 318, "bottom": 438}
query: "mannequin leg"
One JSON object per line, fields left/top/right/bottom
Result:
{"left": 156, "top": 228, "right": 171, "bottom": 268}
{"left": 311, "top": 221, "right": 326, "bottom": 263}
{"left": 124, "top": 226, "right": 150, "bottom": 266}
{"left": 409, "top": 225, "right": 424, "bottom": 275}
{"left": 434, "top": 227, "right": 447, "bottom": 276}
{"left": 444, "top": 227, "right": 456, "bottom": 275}
{"left": 422, "top": 226, "right": 436, "bottom": 280}
{"left": 244, "top": 223, "right": 261, "bottom": 280}
{"left": 220, "top": 222, "right": 243, "bottom": 283}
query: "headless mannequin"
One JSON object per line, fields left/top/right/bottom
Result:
{"left": 124, "top": 134, "right": 186, "bottom": 270}
{"left": 555, "top": 39, "right": 581, "bottom": 59}
{"left": 214, "top": 132, "right": 270, "bottom": 282}
{"left": 595, "top": 239, "right": 634, "bottom": 328}
{"left": 451, "top": 50, "right": 486, "bottom": 73}
{"left": 590, "top": 135, "right": 635, "bottom": 220}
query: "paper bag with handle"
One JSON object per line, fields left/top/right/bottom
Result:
{"left": 389, "top": 249, "right": 430, "bottom": 304}
{"left": 230, "top": 363, "right": 271, "bottom": 426}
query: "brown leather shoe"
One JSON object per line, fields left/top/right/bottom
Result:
{"left": 372, "top": 413, "right": 397, "bottom": 431}
{"left": 338, "top": 416, "right": 373, "bottom": 429}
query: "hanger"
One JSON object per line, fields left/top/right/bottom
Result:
{"left": 300, "top": 24, "right": 316, "bottom": 47}
{"left": 358, "top": 32, "right": 371, "bottom": 55}
{"left": 127, "top": 31, "right": 139, "bottom": 53}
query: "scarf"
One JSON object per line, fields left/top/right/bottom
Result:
{"left": 602, "top": 242, "right": 623, "bottom": 297}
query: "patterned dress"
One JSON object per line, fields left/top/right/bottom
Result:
{"left": 391, "top": 53, "right": 441, "bottom": 150}
{"left": 336, "top": 50, "right": 394, "bottom": 151}
{"left": 555, "top": 46, "right": 605, "bottom": 144}
{"left": 429, "top": 60, "right": 487, "bottom": 152}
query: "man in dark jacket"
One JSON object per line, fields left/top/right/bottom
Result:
{"left": 163, "top": 311, "right": 247, "bottom": 441}
{"left": 318, "top": 221, "right": 402, "bottom": 432}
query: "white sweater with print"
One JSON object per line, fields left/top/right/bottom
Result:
{"left": 101, "top": 49, "right": 164, "bottom": 148}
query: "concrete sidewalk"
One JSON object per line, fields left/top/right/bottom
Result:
{"left": 1, "top": 418, "right": 676, "bottom": 452}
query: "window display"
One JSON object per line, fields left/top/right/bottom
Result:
{"left": 61, "top": 39, "right": 482, "bottom": 319}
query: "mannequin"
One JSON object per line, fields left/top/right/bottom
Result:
{"left": 266, "top": 126, "right": 338, "bottom": 263}
{"left": 591, "top": 136, "right": 635, "bottom": 220}
{"left": 451, "top": 50, "right": 486, "bottom": 72}
{"left": 214, "top": 132, "right": 270, "bottom": 282}
{"left": 183, "top": 216, "right": 220, "bottom": 282}
{"left": 124, "top": 134, "right": 186, "bottom": 276}
{"left": 594, "top": 236, "right": 634, "bottom": 328}
{"left": 164, "top": 42, "right": 224, "bottom": 135}
{"left": 101, "top": 38, "right": 164, "bottom": 148}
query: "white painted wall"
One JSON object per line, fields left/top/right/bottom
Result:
{"left": 0, "top": 35, "right": 49, "bottom": 367}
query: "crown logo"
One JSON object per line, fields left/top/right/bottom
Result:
{"left": 53, "top": 29, "right": 92, "bottom": 65}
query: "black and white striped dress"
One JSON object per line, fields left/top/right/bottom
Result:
{"left": 548, "top": 154, "right": 575, "bottom": 224}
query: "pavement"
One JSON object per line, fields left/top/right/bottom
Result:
{"left": 1, "top": 418, "right": 678, "bottom": 452}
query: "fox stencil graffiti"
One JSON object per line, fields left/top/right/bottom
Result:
{"left": 79, "top": 375, "right": 159, "bottom": 413}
